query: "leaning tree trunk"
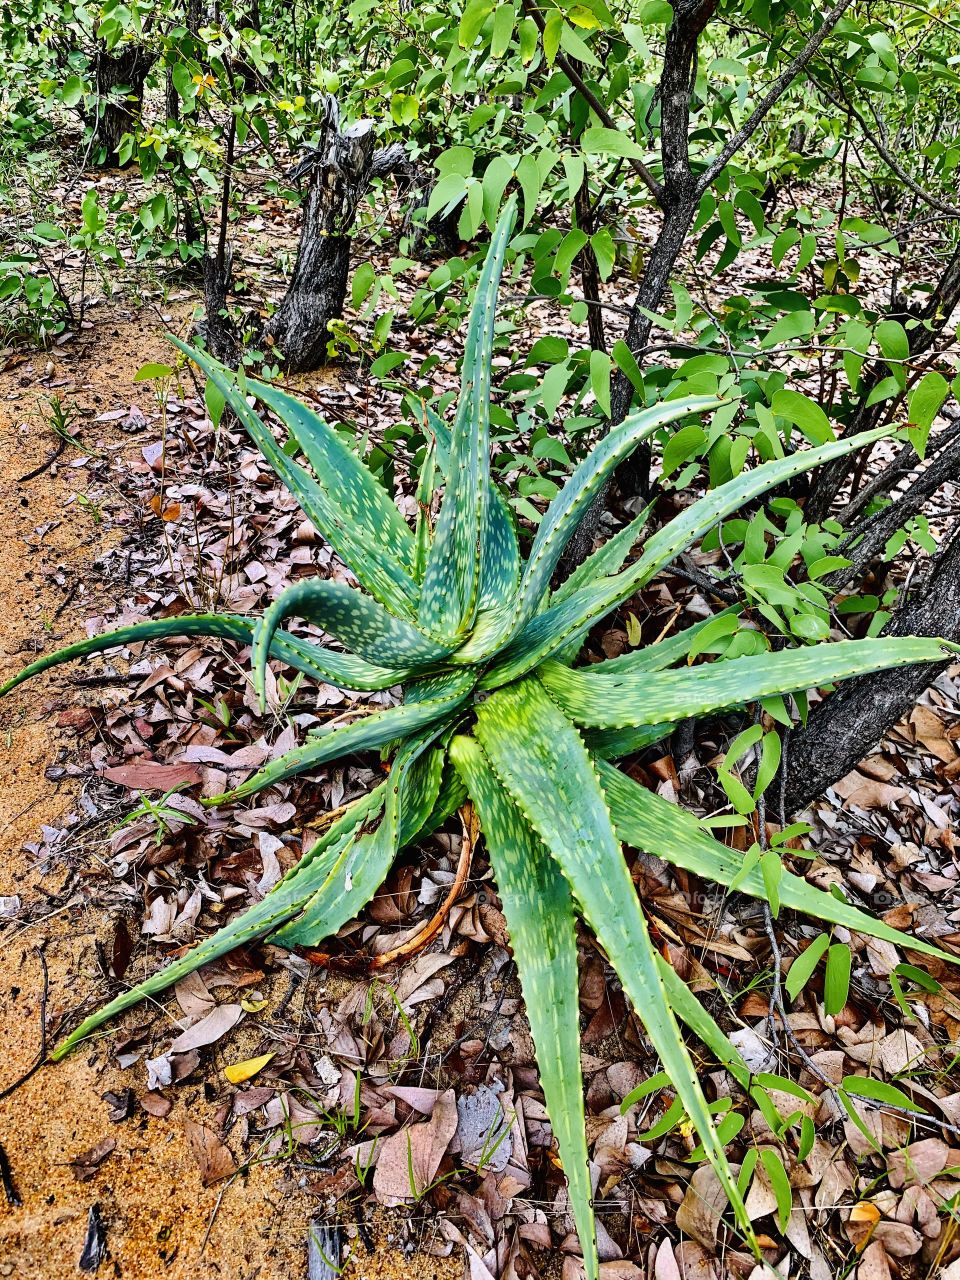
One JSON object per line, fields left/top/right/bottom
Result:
{"left": 89, "top": 45, "right": 153, "bottom": 167}
{"left": 262, "top": 96, "right": 410, "bottom": 373}
{"left": 778, "top": 525, "right": 960, "bottom": 817}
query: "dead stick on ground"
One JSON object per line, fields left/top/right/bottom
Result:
{"left": 17, "top": 435, "right": 67, "bottom": 484}
{"left": 0, "top": 1141, "right": 20, "bottom": 1206}
{"left": 0, "top": 945, "right": 50, "bottom": 1101}
{"left": 370, "top": 803, "right": 477, "bottom": 971}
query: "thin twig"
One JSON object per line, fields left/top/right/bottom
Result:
{"left": 17, "top": 435, "right": 67, "bottom": 484}
{"left": 818, "top": 82, "right": 960, "bottom": 218}
{"left": 0, "top": 1142, "right": 21, "bottom": 1206}
{"left": 697, "top": 0, "right": 855, "bottom": 192}
{"left": 521, "top": 0, "right": 663, "bottom": 203}
{"left": 0, "top": 946, "right": 50, "bottom": 1101}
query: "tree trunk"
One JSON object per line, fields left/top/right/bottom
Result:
{"left": 778, "top": 526, "right": 960, "bottom": 817}
{"left": 262, "top": 97, "right": 410, "bottom": 373}
{"left": 560, "top": 2, "right": 716, "bottom": 579}
{"left": 200, "top": 115, "right": 241, "bottom": 364}
{"left": 89, "top": 45, "right": 152, "bottom": 167}
{"left": 402, "top": 173, "right": 462, "bottom": 260}
{"left": 201, "top": 247, "right": 240, "bottom": 364}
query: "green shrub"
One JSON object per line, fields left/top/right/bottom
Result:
{"left": 6, "top": 202, "right": 957, "bottom": 1277}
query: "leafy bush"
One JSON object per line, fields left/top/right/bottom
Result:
{"left": 6, "top": 203, "right": 958, "bottom": 1277}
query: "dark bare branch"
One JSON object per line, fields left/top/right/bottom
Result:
{"left": 818, "top": 83, "right": 960, "bottom": 218}
{"left": 697, "top": 0, "right": 854, "bottom": 193}
{"left": 522, "top": 0, "right": 663, "bottom": 203}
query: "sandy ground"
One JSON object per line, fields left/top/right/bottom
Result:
{"left": 0, "top": 316, "right": 462, "bottom": 1279}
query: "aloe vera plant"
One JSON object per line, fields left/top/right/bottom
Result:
{"left": 6, "top": 201, "right": 958, "bottom": 1277}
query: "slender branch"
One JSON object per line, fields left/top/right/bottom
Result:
{"left": 697, "top": 0, "right": 854, "bottom": 193}
{"left": 522, "top": 0, "right": 664, "bottom": 204}
{"left": 818, "top": 83, "right": 960, "bottom": 218}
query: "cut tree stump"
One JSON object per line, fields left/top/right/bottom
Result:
{"left": 262, "top": 95, "right": 411, "bottom": 372}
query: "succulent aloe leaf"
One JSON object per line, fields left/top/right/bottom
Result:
{"left": 484, "top": 425, "right": 896, "bottom": 686}
{"left": 0, "top": 613, "right": 412, "bottom": 701}
{"left": 396, "top": 738, "right": 449, "bottom": 846}
{"left": 418, "top": 203, "right": 516, "bottom": 642}
{"left": 250, "top": 378, "right": 417, "bottom": 573}
{"left": 51, "top": 788, "right": 385, "bottom": 1059}
{"left": 450, "top": 734, "right": 598, "bottom": 1280}
{"left": 423, "top": 403, "right": 521, "bottom": 612}
{"left": 594, "top": 606, "right": 743, "bottom": 677}
{"left": 413, "top": 430, "right": 439, "bottom": 583}
{"left": 208, "top": 670, "right": 475, "bottom": 806}
{"left": 271, "top": 727, "right": 442, "bottom": 947}
{"left": 170, "top": 339, "right": 418, "bottom": 619}
{"left": 654, "top": 956, "right": 751, "bottom": 1090}
{"left": 417, "top": 760, "right": 469, "bottom": 840}
{"left": 473, "top": 678, "right": 757, "bottom": 1253}
{"left": 512, "top": 396, "right": 723, "bottom": 631}
{"left": 576, "top": 605, "right": 746, "bottom": 750}
{"left": 249, "top": 578, "right": 453, "bottom": 708}
{"left": 598, "top": 761, "right": 960, "bottom": 965}
{"left": 550, "top": 500, "right": 655, "bottom": 608}
{"left": 585, "top": 722, "right": 675, "bottom": 759}
{"left": 541, "top": 636, "right": 953, "bottom": 729}
{"left": 251, "top": 578, "right": 457, "bottom": 687}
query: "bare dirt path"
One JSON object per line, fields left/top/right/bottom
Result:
{"left": 0, "top": 317, "right": 458, "bottom": 1279}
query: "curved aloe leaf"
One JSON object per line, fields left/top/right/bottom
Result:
{"left": 251, "top": 578, "right": 456, "bottom": 683}
{"left": 551, "top": 500, "right": 655, "bottom": 607}
{"left": 450, "top": 734, "right": 597, "bottom": 1280}
{"left": 413, "top": 429, "right": 439, "bottom": 583}
{"left": 249, "top": 578, "right": 452, "bottom": 709}
{"left": 598, "top": 761, "right": 960, "bottom": 966}
{"left": 0, "top": 613, "right": 412, "bottom": 701}
{"left": 577, "top": 610, "right": 747, "bottom": 753}
{"left": 655, "top": 956, "right": 751, "bottom": 1090}
{"left": 418, "top": 203, "right": 516, "bottom": 642}
{"left": 593, "top": 606, "right": 743, "bottom": 677}
{"left": 473, "top": 677, "right": 757, "bottom": 1255}
{"left": 540, "top": 636, "right": 953, "bottom": 729}
{"left": 417, "top": 760, "right": 469, "bottom": 840}
{"left": 511, "top": 396, "right": 723, "bottom": 632}
{"left": 207, "top": 670, "right": 475, "bottom": 806}
{"left": 585, "top": 722, "right": 675, "bottom": 760}
{"left": 421, "top": 402, "right": 521, "bottom": 614}
{"left": 483, "top": 425, "right": 895, "bottom": 686}
{"left": 52, "top": 788, "right": 385, "bottom": 1059}
{"left": 170, "top": 338, "right": 418, "bottom": 619}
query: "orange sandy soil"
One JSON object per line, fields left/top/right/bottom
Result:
{"left": 0, "top": 315, "right": 462, "bottom": 1280}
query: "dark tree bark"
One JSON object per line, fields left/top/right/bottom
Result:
{"left": 401, "top": 173, "right": 462, "bottom": 260}
{"left": 574, "top": 135, "right": 606, "bottom": 355}
{"left": 200, "top": 115, "right": 241, "bottom": 364}
{"left": 262, "top": 97, "right": 411, "bottom": 372}
{"left": 779, "top": 527, "right": 960, "bottom": 817}
{"left": 89, "top": 45, "right": 153, "bottom": 166}
{"left": 201, "top": 247, "right": 240, "bottom": 363}
{"left": 826, "top": 417, "right": 960, "bottom": 592}
{"left": 560, "top": 1, "right": 710, "bottom": 571}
